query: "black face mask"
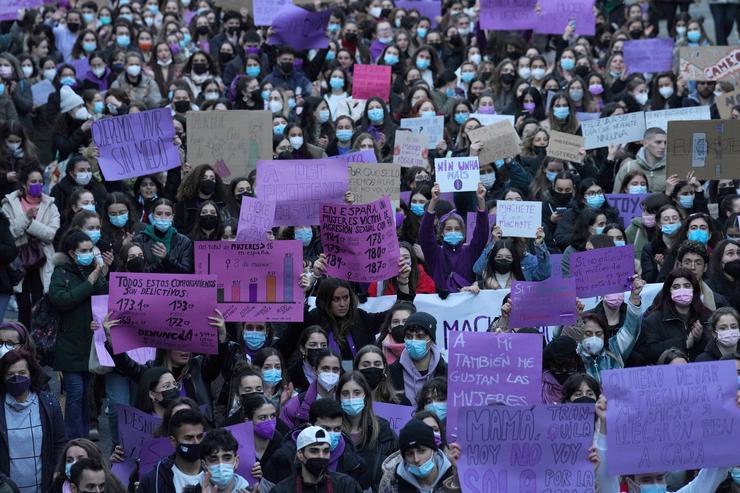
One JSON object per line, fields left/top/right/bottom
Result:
{"left": 305, "top": 348, "right": 323, "bottom": 366}
{"left": 717, "top": 187, "right": 735, "bottom": 198}
{"left": 199, "top": 179, "right": 216, "bottom": 195}
{"left": 572, "top": 396, "right": 596, "bottom": 404}
{"left": 550, "top": 369, "right": 576, "bottom": 385}
{"left": 196, "top": 25, "right": 210, "bottom": 36}
{"left": 360, "top": 367, "right": 385, "bottom": 390}
{"left": 67, "top": 22, "right": 80, "bottom": 33}
{"left": 127, "top": 257, "right": 146, "bottom": 273}
{"left": 574, "top": 65, "right": 589, "bottom": 78}
{"left": 534, "top": 146, "right": 547, "bottom": 156}
{"left": 174, "top": 100, "right": 191, "bottom": 113}
{"left": 429, "top": 42, "right": 442, "bottom": 50}
{"left": 344, "top": 33, "right": 357, "bottom": 43}
{"left": 192, "top": 62, "right": 208, "bottom": 75}
{"left": 219, "top": 52, "right": 234, "bottom": 63}
{"left": 724, "top": 259, "right": 740, "bottom": 279}
{"left": 176, "top": 442, "right": 201, "bottom": 463}
{"left": 501, "top": 73, "right": 515, "bottom": 85}
{"left": 448, "top": 35, "right": 462, "bottom": 46}
{"left": 280, "top": 62, "right": 293, "bottom": 74}
{"left": 479, "top": 71, "right": 492, "bottom": 82}
{"left": 303, "top": 457, "right": 329, "bottom": 477}
{"left": 494, "top": 259, "right": 512, "bottom": 274}
{"left": 390, "top": 324, "right": 405, "bottom": 343}
{"left": 226, "top": 26, "right": 240, "bottom": 36}
{"left": 629, "top": 29, "right": 642, "bottom": 39}
{"left": 235, "top": 192, "right": 253, "bottom": 203}
{"left": 200, "top": 215, "right": 218, "bottom": 230}
{"left": 159, "top": 388, "right": 179, "bottom": 408}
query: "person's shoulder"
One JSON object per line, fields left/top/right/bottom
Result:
{"left": 329, "top": 470, "right": 363, "bottom": 489}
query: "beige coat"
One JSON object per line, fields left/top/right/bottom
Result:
{"left": 2, "top": 191, "right": 60, "bottom": 292}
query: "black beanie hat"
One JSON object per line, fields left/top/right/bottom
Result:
{"left": 404, "top": 312, "right": 437, "bottom": 343}
{"left": 399, "top": 420, "right": 438, "bottom": 454}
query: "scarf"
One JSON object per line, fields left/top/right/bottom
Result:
{"left": 381, "top": 335, "right": 405, "bottom": 364}
{"left": 142, "top": 223, "right": 176, "bottom": 252}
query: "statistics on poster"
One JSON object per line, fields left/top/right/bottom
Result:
{"left": 195, "top": 240, "right": 303, "bottom": 322}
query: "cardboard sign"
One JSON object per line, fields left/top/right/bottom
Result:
{"left": 108, "top": 273, "right": 218, "bottom": 354}
{"left": 457, "top": 404, "right": 595, "bottom": 493}
{"left": 348, "top": 163, "right": 401, "bottom": 204}
{"left": 253, "top": 0, "right": 290, "bottom": 25}
{"left": 581, "top": 111, "right": 646, "bottom": 150}
{"left": 716, "top": 88, "right": 740, "bottom": 119}
{"left": 467, "top": 120, "right": 521, "bottom": 164}
{"left": 319, "top": 197, "right": 401, "bottom": 282}
{"left": 194, "top": 241, "right": 303, "bottom": 322}
{"left": 447, "top": 332, "right": 543, "bottom": 440}
{"left": 400, "top": 115, "right": 444, "bottom": 149}
{"left": 470, "top": 113, "right": 516, "bottom": 126}
{"left": 644, "top": 106, "right": 711, "bottom": 132}
{"left": 546, "top": 130, "right": 583, "bottom": 163}
{"left": 666, "top": 120, "right": 740, "bottom": 179}
{"left": 268, "top": 4, "right": 331, "bottom": 50}
{"left": 570, "top": 245, "right": 635, "bottom": 297}
{"left": 678, "top": 46, "right": 740, "bottom": 82}
{"left": 393, "top": 130, "right": 429, "bottom": 167}
{"left": 187, "top": 110, "right": 272, "bottom": 182}
{"left": 602, "top": 361, "right": 740, "bottom": 475}
{"left": 534, "top": 0, "right": 595, "bottom": 36}
{"left": 510, "top": 277, "right": 578, "bottom": 327}
{"left": 496, "top": 200, "right": 542, "bottom": 238}
{"left": 434, "top": 157, "right": 480, "bottom": 192}
{"left": 480, "top": 0, "right": 538, "bottom": 29}
{"left": 236, "top": 196, "right": 275, "bottom": 242}
{"left": 623, "top": 38, "right": 674, "bottom": 74}
{"left": 605, "top": 193, "right": 648, "bottom": 227}
{"left": 92, "top": 108, "right": 180, "bottom": 181}
{"left": 257, "top": 158, "right": 349, "bottom": 226}
{"left": 352, "top": 64, "right": 392, "bottom": 101}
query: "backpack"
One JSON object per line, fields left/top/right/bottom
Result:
{"left": 29, "top": 271, "right": 68, "bottom": 367}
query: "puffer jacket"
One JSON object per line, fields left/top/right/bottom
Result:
{"left": 612, "top": 147, "right": 667, "bottom": 194}
{"left": 133, "top": 225, "right": 193, "bottom": 274}
{"left": 378, "top": 450, "right": 455, "bottom": 493}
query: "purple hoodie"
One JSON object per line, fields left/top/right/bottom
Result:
{"left": 279, "top": 380, "right": 319, "bottom": 429}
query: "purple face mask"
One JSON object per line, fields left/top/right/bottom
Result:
{"left": 246, "top": 47, "right": 260, "bottom": 55}
{"left": 28, "top": 183, "right": 43, "bottom": 197}
{"left": 253, "top": 418, "right": 276, "bottom": 439}
{"left": 523, "top": 102, "right": 536, "bottom": 113}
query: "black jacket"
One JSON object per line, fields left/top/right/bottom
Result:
{"left": 133, "top": 228, "right": 194, "bottom": 274}
{"left": 270, "top": 469, "right": 362, "bottom": 493}
{"left": 0, "top": 214, "right": 18, "bottom": 294}
{"left": 137, "top": 456, "right": 179, "bottom": 493}
{"left": 634, "top": 307, "right": 712, "bottom": 364}
{"left": 0, "top": 391, "right": 66, "bottom": 493}
{"left": 355, "top": 418, "right": 398, "bottom": 492}
{"left": 695, "top": 338, "right": 740, "bottom": 362}
{"left": 553, "top": 203, "right": 621, "bottom": 252}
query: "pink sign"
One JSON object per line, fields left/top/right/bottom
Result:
{"left": 320, "top": 197, "right": 401, "bottom": 282}
{"left": 534, "top": 0, "right": 596, "bottom": 36}
{"left": 352, "top": 64, "right": 392, "bottom": 102}
{"left": 236, "top": 196, "right": 275, "bottom": 242}
{"left": 108, "top": 273, "right": 218, "bottom": 354}
{"left": 92, "top": 295, "right": 155, "bottom": 366}
{"left": 194, "top": 241, "right": 303, "bottom": 322}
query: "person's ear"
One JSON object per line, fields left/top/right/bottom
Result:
{"left": 233, "top": 455, "right": 240, "bottom": 470}
{"left": 69, "top": 484, "right": 78, "bottom": 493}
{"left": 149, "top": 390, "right": 159, "bottom": 403}
{"left": 169, "top": 435, "right": 177, "bottom": 449}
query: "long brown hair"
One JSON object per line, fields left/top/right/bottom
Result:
{"left": 315, "top": 277, "right": 359, "bottom": 349}
{"left": 336, "top": 371, "right": 380, "bottom": 450}
{"left": 353, "top": 345, "right": 404, "bottom": 404}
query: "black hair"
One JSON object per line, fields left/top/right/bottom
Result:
{"left": 168, "top": 408, "right": 206, "bottom": 437}
{"left": 200, "top": 428, "right": 239, "bottom": 458}
{"left": 309, "top": 397, "right": 343, "bottom": 423}
{"left": 70, "top": 457, "right": 104, "bottom": 487}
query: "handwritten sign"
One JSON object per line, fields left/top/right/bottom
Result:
{"left": 187, "top": 110, "right": 271, "bottom": 182}
{"left": 257, "top": 158, "right": 349, "bottom": 226}
{"left": 605, "top": 193, "right": 647, "bottom": 227}
{"left": 434, "top": 157, "right": 480, "bottom": 193}
{"left": 581, "top": 111, "right": 646, "bottom": 150}
{"left": 534, "top": 0, "right": 595, "bottom": 35}
{"left": 269, "top": 4, "right": 331, "bottom": 50}
{"left": 372, "top": 402, "right": 414, "bottom": 437}
{"left": 108, "top": 273, "right": 218, "bottom": 354}
{"left": 236, "top": 196, "right": 275, "bottom": 242}
{"left": 480, "top": 0, "right": 538, "bottom": 29}
{"left": 111, "top": 405, "right": 162, "bottom": 483}
{"left": 91, "top": 108, "right": 180, "bottom": 181}
{"left": 352, "top": 64, "right": 391, "bottom": 102}
{"left": 393, "top": 130, "right": 429, "bottom": 167}
{"left": 447, "top": 332, "right": 543, "bottom": 439}
{"left": 602, "top": 361, "right": 740, "bottom": 475}
{"left": 644, "top": 106, "right": 711, "bottom": 131}
{"left": 547, "top": 130, "right": 583, "bottom": 163}
{"left": 679, "top": 46, "right": 740, "bottom": 82}
{"left": 666, "top": 119, "right": 740, "bottom": 179}
{"left": 31, "top": 80, "right": 55, "bottom": 106}
{"left": 92, "top": 295, "right": 154, "bottom": 368}
{"left": 470, "top": 113, "right": 515, "bottom": 127}
{"left": 466, "top": 120, "right": 521, "bottom": 164}
{"left": 320, "top": 197, "right": 400, "bottom": 282}
{"left": 570, "top": 245, "right": 635, "bottom": 297}
{"left": 348, "top": 163, "right": 400, "bottom": 205}
{"left": 457, "top": 404, "right": 595, "bottom": 492}
{"left": 510, "top": 277, "right": 577, "bottom": 327}
{"left": 716, "top": 88, "right": 740, "bottom": 119}
{"left": 496, "top": 200, "right": 542, "bottom": 238}
{"left": 400, "top": 115, "right": 444, "bottom": 149}
{"left": 623, "top": 38, "right": 674, "bottom": 74}
{"left": 253, "top": 0, "right": 290, "bottom": 25}
{"left": 194, "top": 241, "right": 303, "bottom": 322}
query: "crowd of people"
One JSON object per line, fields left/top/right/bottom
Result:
{"left": 0, "top": 0, "right": 739, "bottom": 491}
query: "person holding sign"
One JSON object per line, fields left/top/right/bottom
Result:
{"left": 611, "top": 127, "right": 667, "bottom": 194}
{"left": 133, "top": 198, "right": 193, "bottom": 274}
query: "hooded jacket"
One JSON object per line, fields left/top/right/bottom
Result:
{"left": 377, "top": 450, "right": 453, "bottom": 493}
{"left": 612, "top": 147, "right": 667, "bottom": 194}
{"left": 389, "top": 347, "right": 447, "bottom": 406}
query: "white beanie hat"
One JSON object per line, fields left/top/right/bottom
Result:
{"left": 59, "top": 85, "right": 84, "bottom": 114}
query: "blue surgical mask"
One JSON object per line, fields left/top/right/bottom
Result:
{"left": 560, "top": 58, "right": 575, "bottom": 71}
{"left": 294, "top": 227, "right": 313, "bottom": 246}
{"left": 383, "top": 54, "right": 399, "bottom": 65}
{"left": 687, "top": 229, "right": 709, "bottom": 244}
{"left": 639, "top": 485, "right": 667, "bottom": 493}
{"left": 421, "top": 110, "right": 436, "bottom": 118}
{"left": 243, "top": 330, "right": 266, "bottom": 350}
{"left": 443, "top": 231, "right": 464, "bottom": 246}
{"left": 410, "top": 203, "right": 425, "bottom": 216}
{"left": 661, "top": 222, "right": 680, "bottom": 235}
{"left": 569, "top": 89, "right": 583, "bottom": 102}
{"left": 614, "top": 240, "right": 626, "bottom": 247}
{"left": 341, "top": 397, "right": 365, "bottom": 416}
{"left": 60, "top": 76, "right": 76, "bottom": 86}
{"left": 93, "top": 101, "right": 104, "bottom": 114}
{"left": 263, "top": 368, "right": 282, "bottom": 386}
{"left": 628, "top": 185, "right": 647, "bottom": 194}
{"left": 273, "top": 123, "right": 286, "bottom": 136}
{"left": 287, "top": 97, "right": 296, "bottom": 109}
{"left": 553, "top": 106, "right": 570, "bottom": 120}
{"left": 83, "top": 41, "right": 97, "bottom": 53}
{"left": 454, "top": 112, "right": 469, "bottom": 125}
{"left": 461, "top": 72, "right": 475, "bottom": 83}
{"left": 445, "top": 87, "right": 455, "bottom": 97}
{"left": 731, "top": 466, "right": 740, "bottom": 485}
{"left": 407, "top": 457, "right": 435, "bottom": 478}
{"left": 368, "top": 108, "right": 384, "bottom": 122}
{"left": 80, "top": 203, "right": 96, "bottom": 212}
{"left": 76, "top": 252, "right": 95, "bottom": 266}
{"left": 336, "top": 129, "right": 353, "bottom": 142}
{"left": 329, "top": 431, "right": 341, "bottom": 451}
{"left": 687, "top": 30, "right": 701, "bottom": 43}
{"left": 261, "top": 89, "right": 270, "bottom": 101}
{"left": 415, "top": 58, "right": 430, "bottom": 70}
{"left": 152, "top": 217, "right": 172, "bottom": 232}
{"left": 0, "top": 83, "right": 4, "bottom": 96}
{"left": 416, "top": 27, "right": 428, "bottom": 38}
{"left": 65, "top": 462, "right": 75, "bottom": 480}
{"left": 328, "top": 22, "right": 341, "bottom": 33}
{"left": 208, "top": 463, "right": 234, "bottom": 488}
{"left": 545, "top": 171, "right": 558, "bottom": 183}
{"left": 494, "top": 159, "right": 505, "bottom": 169}
{"left": 246, "top": 66, "right": 260, "bottom": 77}
{"left": 109, "top": 213, "right": 128, "bottom": 228}
{"left": 585, "top": 194, "right": 605, "bottom": 209}
{"left": 116, "top": 34, "right": 131, "bottom": 48}
{"left": 99, "top": 16, "right": 111, "bottom": 25}
{"left": 318, "top": 110, "right": 330, "bottom": 123}
{"left": 594, "top": 226, "right": 605, "bottom": 234}
{"left": 424, "top": 402, "right": 447, "bottom": 421}
{"left": 329, "top": 77, "right": 344, "bottom": 90}
{"left": 405, "top": 339, "right": 430, "bottom": 360}
{"left": 85, "top": 230, "right": 101, "bottom": 244}
{"left": 678, "top": 195, "right": 694, "bottom": 209}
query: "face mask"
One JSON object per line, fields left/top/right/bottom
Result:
{"left": 370, "top": 6, "right": 382, "bottom": 17}
{"left": 676, "top": 26, "right": 687, "bottom": 36}
{"left": 443, "top": 231, "right": 463, "bottom": 245}
{"left": 545, "top": 171, "right": 558, "bottom": 183}
{"left": 269, "top": 100, "right": 283, "bottom": 113}
{"left": 523, "top": 102, "right": 536, "bottom": 113}
{"left": 409, "top": 203, "right": 425, "bottom": 217}
{"left": 405, "top": 339, "right": 429, "bottom": 360}
{"left": 572, "top": 396, "right": 596, "bottom": 404}
{"left": 159, "top": 387, "right": 179, "bottom": 408}
{"left": 658, "top": 86, "right": 674, "bottom": 99}
{"left": 127, "top": 257, "right": 146, "bottom": 273}
{"left": 379, "top": 36, "right": 393, "bottom": 44}
{"left": 629, "top": 29, "right": 643, "bottom": 39}
{"left": 415, "top": 58, "right": 430, "bottom": 71}
{"left": 327, "top": 76, "right": 345, "bottom": 91}
{"left": 318, "top": 371, "right": 339, "bottom": 391}
{"left": 384, "top": 53, "right": 399, "bottom": 65}
{"left": 661, "top": 222, "right": 680, "bottom": 235}
{"left": 642, "top": 213, "right": 656, "bottom": 227}
{"left": 74, "top": 107, "right": 92, "bottom": 121}
{"left": 207, "top": 463, "right": 234, "bottom": 488}
{"left": 294, "top": 227, "right": 313, "bottom": 246}
{"left": 553, "top": 107, "right": 570, "bottom": 120}
{"left": 717, "top": 328, "right": 740, "bottom": 347}
{"left": 341, "top": 397, "right": 365, "bottom": 416}
{"left": 263, "top": 368, "right": 282, "bottom": 386}
{"left": 416, "top": 27, "right": 428, "bottom": 38}
{"left": 494, "top": 159, "right": 506, "bottom": 169}
{"left": 67, "top": 22, "right": 80, "bottom": 33}
{"left": 628, "top": 185, "right": 647, "bottom": 194}
{"left": 65, "top": 462, "right": 75, "bottom": 480}
{"left": 245, "top": 66, "right": 261, "bottom": 78}
{"left": 76, "top": 251, "right": 94, "bottom": 266}
{"left": 424, "top": 402, "right": 447, "bottom": 421}
{"left": 82, "top": 41, "right": 96, "bottom": 53}
{"left": 368, "top": 108, "right": 384, "bottom": 122}
{"left": 176, "top": 442, "right": 201, "bottom": 463}
{"left": 581, "top": 335, "right": 604, "bottom": 356}
{"left": 687, "top": 229, "right": 709, "bottom": 244}
{"left": 253, "top": 418, "right": 277, "bottom": 439}
{"left": 204, "top": 91, "right": 219, "bottom": 101}
{"left": 359, "top": 367, "right": 384, "bottom": 390}
{"left": 569, "top": 89, "right": 584, "bottom": 102}
{"left": 634, "top": 92, "right": 648, "bottom": 106}
{"left": 199, "top": 179, "right": 216, "bottom": 196}
{"left": 6, "top": 374, "right": 31, "bottom": 397}
{"left": 116, "top": 35, "right": 131, "bottom": 48}
{"left": 75, "top": 171, "right": 92, "bottom": 185}
{"left": 79, "top": 204, "right": 96, "bottom": 213}
{"left": 594, "top": 226, "right": 605, "bottom": 235}
{"left": 27, "top": 183, "right": 42, "bottom": 197}
{"left": 287, "top": 98, "right": 296, "bottom": 109}
{"left": 243, "top": 330, "right": 266, "bottom": 350}
{"left": 531, "top": 68, "right": 546, "bottom": 80}
{"left": 289, "top": 136, "right": 304, "bottom": 150}
{"left": 152, "top": 217, "right": 172, "bottom": 232}
{"left": 493, "top": 258, "right": 512, "bottom": 274}
{"left": 43, "top": 68, "right": 57, "bottom": 81}
{"left": 328, "top": 431, "right": 341, "bottom": 451}
{"left": 678, "top": 194, "right": 695, "bottom": 209}
{"left": 318, "top": 109, "right": 331, "bottom": 123}
{"left": 336, "top": 129, "right": 353, "bottom": 142}
{"left": 407, "top": 457, "right": 435, "bottom": 478}
{"left": 639, "top": 485, "right": 668, "bottom": 493}
{"left": 614, "top": 240, "right": 626, "bottom": 247}
{"left": 60, "top": 76, "right": 76, "bottom": 87}
{"left": 461, "top": 71, "right": 475, "bottom": 83}
{"left": 723, "top": 259, "right": 740, "bottom": 279}
{"left": 518, "top": 67, "right": 531, "bottom": 79}
{"left": 85, "top": 229, "right": 101, "bottom": 244}
{"left": 433, "top": 431, "right": 442, "bottom": 447}
{"left": 480, "top": 173, "right": 496, "bottom": 189}
{"left": 328, "top": 22, "right": 341, "bottom": 33}
{"left": 671, "top": 287, "right": 693, "bottom": 306}
{"left": 273, "top": 123, "right": 286, "bottom": 136}
{"left": 99, "top": 16, "right": 111, "bottom": 25}
{"left": 602, "top": 293, "right": 624, "bottom": 309}
{"left": 687, "top": 30, "right": 701, "bottom": 42}
{"left": 174, "top": 100, "right": 191, "bottom": 113}
{"left": 731, "top": 467, "right": 740, "bottom": 484}
{"left": 304, "top": 457, "right": 329, "bottom": 477}
{"left": 560, "top": 58, "right": 575, "bottom": 71}
{"left": 588, "top": 83, "right": 604, "bottom": 96}
{"left": 609, "top": 70, "right": 621, "bottom": 78}
{"left": 421, "top": 110, "right": 436, "bottom": 118}
{"left": 585, "top": 194, "right": 604, "bottom": 209}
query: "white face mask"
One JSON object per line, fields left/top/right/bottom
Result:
{"left": 92, "top": 66, "right": 106, "bottom": 78}
{"left": 43, "top": 68, "right": 57, "bottom": 81}
{"left": 318, "top": 371, "right": 339, "bottom": 391}
{"left": 75, "top": 171, "right": 92, "bottom": 185}
{"left": 531, "top": 67, "right": 546, "bottom": 80}
{"left": 658, "top": 86, "right": 673, "bottom": 99}
{"left": 582, "top": 335, "right": 604, "bottom": 356}
{"left": 269, "top": 100, "right": 283, "bottom": 113}
{"left": 289, "top": 136, "right": 304, "bottom": 150}
{"left": 518, "top": 67, "right": 531, "bottom": 79}
{"left": 73, "top": 107, "right": 91, "bottom": 121}
{"left": 22, "top": 66, "right": 33, "bottom": 78}
{"left": 126, "top": 65, "right": 142, "bottom": 77}
{"left": 634, "top": 92, "right": 648, "bottom": 105}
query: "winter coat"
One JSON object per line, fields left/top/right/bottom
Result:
{"left": 0, "top": 214, "right": 17, "bottom": 294}
{"left": 377, "top": 450, "right": 454, "bottom": 493}
{"left": 132, "top": 226, "right": 194, "bottom": 274}
{"left": 355, "top": 417, "right": 399, "bottom": 492}
{"left": 612, "top": 148, "right": 667, "bottom": 193}
{"left": 269, "top": 470, "right": 363, "bottom": 493}
{"left": 633, "top": 305, "right": 712, "bottom": 364}
{"left": 110, "top": 73, "right": 162, "bottom": 108}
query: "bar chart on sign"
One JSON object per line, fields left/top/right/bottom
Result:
{"left": 194, "top": 240, "right": 304, "bottom": 322}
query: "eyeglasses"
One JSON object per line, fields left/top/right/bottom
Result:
{"left": 0, "top": 342, "right": 21, "bottom": 351}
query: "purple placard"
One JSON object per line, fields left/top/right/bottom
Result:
{"left": 59, "top": 57, "right": 91, "bottom": 77}
{"left": 236, "top": 196, "right": 275, "bottom": 242}
{"left": 550, "top": 254, "right": 563, "bottom": 279}
{"left": 605, "top": 193, "right": 647, "bottom": 227}
{"left": 91, "top": 108, "right": 180, "bottom": 181}
{"left": 108, "top": 273, "right": 218, "bottom": 354}
{"left": 257, "top": 158, "right": 349, "bottom": 226}
{"left": 570, "top": 245, "right": 635, "bottom": 297}
{"left": 92, "top": 295, "right": 156, "bottom": 366}
{"left": 269, "top": 4, "right": 331, "bottom": 50}
{"left": 194, "top": 241, "right": 303, "bottom": 322}
{"left": 480, "top": 0, "right": 538, "bottom": 30}
{"left": 576, "top": 111, "right": 600, "bottom": 122}
{"left": 396, "top": 0, "right": 440, "bottom": 25}
{"left": 623, "top": 38, "right": 674, "bottom": 74}
{"left": 447, "top": 332, "right": 543, "bottom": 441}
{"left": 534, "top": 0, "right": 596, "bottom": 36}
{"left": 602, "top": 361, "right": 740, "bottom": 475}
{"left": 465, "top": 212, "right": 495, "bottom": 245}
{"left": 111, "top": 405, "right": 162, "bottom": 484}
{"left": 400, "top": 190, "right": 454, "bottom": 204}
{"left": 327, "top": 149, "right": 378, "bottom": 164}
{"left": 320, "top": 197, "right": 401, "bottom": 282}
{"left": 457, "top": 404, "right": 595, "bottom": 492}
{"left": 510, "top": 277, "right": 577, "bottom": 327}
{"left": 372, "top": 402, "right": 414, "bottom": 437}
{"left": 0, "top": 0, "right": 42, "bottom": 20}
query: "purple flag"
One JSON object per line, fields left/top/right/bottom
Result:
{"left": 570, "top": 245, "right": 635, "bottom": 297}
{"left": 480, "top": 0, "right": 538, "bottom": 30}
{"left": 269, "top": 4, "right": 331, "bottom": 50}
{"left": 602, "top": 361, "right": 740, "bottom": 475}
{"left": 605, "top": 193, "right": 647, "bottom": 227}
{"left": 534, "top": 0, "right": 596, "bottom": 36}
{"left": 447, "top": 332, "right": 543, "bottom": 441}
{"left": 457, "top": 404, "right": 595, "bottom": 492}
{"left": 623, "top": 38, "right": 674, "bottom": 74}
{"left": 194, "top": 241, "right": 304, "bottom": 322}
{"left": 510, "top": 277, "right": 577, "bottom": 327}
